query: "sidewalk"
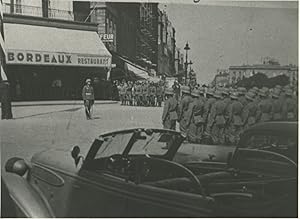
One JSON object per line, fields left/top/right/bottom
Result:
{"left": 11, "top": 100, "right": 118, "bottom": 107}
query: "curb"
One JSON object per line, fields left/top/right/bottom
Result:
{"left": 11, "top": 100, "right": 119, "bottom": 107}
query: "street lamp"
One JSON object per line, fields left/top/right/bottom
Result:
{"left": 184, "top": 42, "right": 190, "bottom": 85}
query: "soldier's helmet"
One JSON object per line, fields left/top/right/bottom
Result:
{"left": 237, "top": 87, "right": 246, "bottom": 96}
{"left": 165, "top": 87, "right": 174, "bottom": 95}
{"left": 206, "top": 88, "right": 214, "bottom": 96}
{"left": 181, "top": 86, "right": 190, "bottom": 94}
{"left": 85, "top": 78, "right": 92, "bottom": 84}
{"left": 214, "top": 90, "right": 222, "bottom": 99}
{"left": 191, "top": 90, "right": 200, "bottom": 97}
{"left": 258, "top": 89, "right": 267, "bottom": 97}
{"left": 285, "top": 89, "right": 293, "bottom": 96}
{"left": 230, "top": 92, "right": 239, "bottom": 100}
{"left": 245, "top": 91, "right": 255, "bottom": 101}
{"left": 199, "top": 87, "right": 205, "bottom": 94}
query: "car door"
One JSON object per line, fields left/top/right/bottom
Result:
{"left": 124, "top": 157, "right": 215, "bottom": 217}
{"left": 64, "top": 166, "right": 129, "bottom": 217}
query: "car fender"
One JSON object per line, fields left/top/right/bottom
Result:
{"left": 3, "top": 174, "right": 54, "bottom": 218}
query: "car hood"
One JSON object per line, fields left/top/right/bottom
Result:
{"left": 31, "top": 148, "right": 80, "bottom": 174}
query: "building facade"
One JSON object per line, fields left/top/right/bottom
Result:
{"left": 3, "top": 1, "right": 112, "bottom": 101}
{"left": 157, "top": 9, "right": 176, "bottom": 77}
{"left": 229, "top": 61, "right": 298, "bottom": 86}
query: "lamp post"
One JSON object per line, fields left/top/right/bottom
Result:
{"left": 184, "top": 42, "right": 190, "bottom": 85}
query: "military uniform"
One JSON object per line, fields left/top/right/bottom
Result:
{"left": 186, "top": 89, "right": 206, "bottom": 143}
{"left": 242, "top": 92, "right": 258, "bottom": 129}
{"left": 226, "top": 93, "right": 244, "bottom": 145}
{"left": 126, "top": 83, "right": 132, "bottom": 106}
{"left": 208, "top": 91, "right": 226, "bottom": 144}
{"left": 162, "top": 88, "right": 178, "bottom": 130}
{"left": 203, "top": 89, "right": 216, "bottom": 134}
{"left": 156, "top": 85, "right": 164, "bottom": 107}
{"left": 178, "top": 86, "right": 193, "bottom": 135}
{"left": 149, "top": 83, "right": 156, "bottom": 106}
{"left": 282, "top": 89, "right": 297, "bottom": 121}
{"left": 257, "top": 90, "right": 273, "bottom": 122}
{"left": 119, "top": 83, "right": 127, "bottom": 105}
{"left": 142, "top": 83, "right": 149, "bottom": 106}
{"left": 82, "top": 79, "right": 95, "bottom": 119}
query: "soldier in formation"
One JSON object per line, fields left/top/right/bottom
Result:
{"left": 117, "top": 80, "right": 165, "bottom": 107}
{"left": 160, "top": 84, "right": 297, "bottom": 146}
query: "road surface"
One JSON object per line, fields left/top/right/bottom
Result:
{"left": 1, "top": 103, "right": 163, "bottom": 175}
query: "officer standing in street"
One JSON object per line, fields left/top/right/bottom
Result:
{"left": 82, "top": 78, "right": 95, "bottom": 120}
{"left": 162, "top": 88, "right": 178, "bottom": 130}
{"left": 178, "top": 86, "right": 193, "bottom": 135}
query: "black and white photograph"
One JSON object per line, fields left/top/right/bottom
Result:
{"left": 0, "top": 0, "right": 298, "bottom": 217}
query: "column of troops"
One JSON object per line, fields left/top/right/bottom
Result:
{"left": 117, "top": 80, "right": 165, "bottom": 107}
{"left": 162, "top": 84, "right": 298, "bottom": 145}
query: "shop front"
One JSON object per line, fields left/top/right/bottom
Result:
{"left": 4, "top": 20, "right": 112, "bottom": 100}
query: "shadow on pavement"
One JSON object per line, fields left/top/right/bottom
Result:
{"left": 13, "top": 107, "right": 82, "bottom": 120}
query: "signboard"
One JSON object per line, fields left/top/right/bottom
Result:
{"left": 6, "top": 50, "right": 111, "bottom": 67}
{"left": 99, "top": 33, "right": 114, "bottom": 43}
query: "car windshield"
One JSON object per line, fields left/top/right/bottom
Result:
{"left": 94, "top": 130, "right": 181, "bottom": 159}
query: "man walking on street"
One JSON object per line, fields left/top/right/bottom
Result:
{"left": 82, "top": 78, "right": 95, "bottom": 120}
{"left": 178, "top": 86, "right": 193, "bottom": 136}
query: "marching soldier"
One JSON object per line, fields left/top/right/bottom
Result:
{"left": 237, "top": 87, "right": 247, "bottom": 106}
{"left": 186, "top": 89, "right": 205, "bottom": 143}
{"left": 271, "top": 88, "right": 283, "bottom": 121}
{"left": 156, "top": 83, "right": 164, "bottom": 107}
{"left": 256, "top": 89, "right": 272, "bottom": 122}
{"left": 149, "top": 82, "right": 156, "bottom": 107}
{"left": 178, "top": 86, "right": 193, "bottom": 135}
{"left": 207, "top": 90, "right": 226, "bottom": 144}
{"left": 226, "top": 92, "right": 244, "bottom": 145}
{"left": 242, "top": 91, "right": 258, "bottom": 129}
{"left": 142, "top": 81, "right": 149, "bottom": 106}
{"left": 282, "top": 89, "right": 297, "bottom": 121}
{"left": 162, "top": 88, "right": 178, "bottom": 130}
{"left": 203, "top": 88, "right": 216, "bottom": 135}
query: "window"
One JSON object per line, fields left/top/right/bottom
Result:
{"left": 15, "top": 0, "right": 22, "bottom": 13}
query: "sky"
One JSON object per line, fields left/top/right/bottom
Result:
{"left": 160, "top": 2, "right": 298, "bottom": 84}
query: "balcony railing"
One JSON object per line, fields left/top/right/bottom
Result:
{"left": 4, "top": 3, "right": 76, "bottom": 21}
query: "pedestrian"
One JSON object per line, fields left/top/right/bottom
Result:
{"left": 162, "top": 88, "right": 178, "bottom": 130}
{"left": 149, "top": 82, "right": 156, "bottom": 106}
{"left": 0, "top": 80, "right": 13, "bottom": 120}
{"left": 82, "top": 78, "right": 95, "bottom": 120}
{"left": 172, "top": 80, "right": 181, "bottom": 101}
{"left": 186, "top": 89, "right": 205, "bottom": 143}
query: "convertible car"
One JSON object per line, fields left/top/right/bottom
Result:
{"left": 3, "top": 128, "right": 297, "bottom": 217}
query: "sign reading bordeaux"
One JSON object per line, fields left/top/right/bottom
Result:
{"left": 6, "top": 50, "right": 111, "bottom": 67}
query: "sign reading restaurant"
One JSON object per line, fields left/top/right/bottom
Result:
{"left": 6, "top": 50, "right": 112, "bottom": 67}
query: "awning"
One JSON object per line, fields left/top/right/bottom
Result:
{"left": 125, "top": 62, "right": 150, "bottom": 80}
{"left": 1, "top": 66, "right": 8, "bottom": 81}
{"left": 4, "top": 23, "right": 111, "bottom": 67}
